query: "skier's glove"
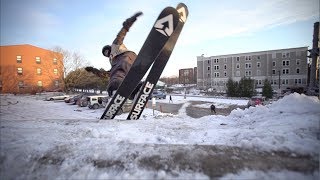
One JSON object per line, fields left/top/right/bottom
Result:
{"left": 123, "top": 11, "right": 143, "bottom": 31}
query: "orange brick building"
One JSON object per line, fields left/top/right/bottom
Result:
{"left": 0, "top": 44, "right": 64, "bottom": 94}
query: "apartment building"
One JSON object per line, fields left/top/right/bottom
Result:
{"left": 0, "top": 44, "right": 64, "bottom": 94}
{"left": 179, "top": 68, "right": 194, "bottom": 84}
{"left": 197, "top": 47, "right": 308, "bottom": 92}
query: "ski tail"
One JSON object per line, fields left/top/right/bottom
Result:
{"left": 100, "top": 7, "right": 180, "bottom": 119}
{"left": 127, "top": 3, "right": 189, "bottom": 120}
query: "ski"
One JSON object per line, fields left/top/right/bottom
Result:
{"left": 100, "top": 7, "right": 180, "bottom": 119}
{"left": 127, "top": 3, "right": 188, "bottom": 120}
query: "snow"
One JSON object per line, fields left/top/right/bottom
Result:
{"left": 0, "top": 93, "right": 319, "bottom": 179}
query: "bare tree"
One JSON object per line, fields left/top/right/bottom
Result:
{"left": 45, "top": 46, "right": 91, "bottom": 91}
{"left": 51, "top": 46, "right": 90, "bottom": 77}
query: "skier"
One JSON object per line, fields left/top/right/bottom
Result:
{"left": 103, "top": 11, "right": 143, "bottom": 98}
{"left": 86, "top": 11, "right": 143, "bottom": 99}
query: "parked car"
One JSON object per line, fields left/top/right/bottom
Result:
{"left": 87, "top": 95, "right": 109, "bottom": 109}
{"left": 150, "top": 91, "right": 166, "bottom": 99}
{"left": 77, "top": 93, "right": 97, "bottom": 107}
{"left": 247, "top": 96, "right": 266, "bottom": 108}
{"left": 45, "top": 93, "right": 69, "bottom": 101}
{"left": 67, "top": 93, "right": 88, "bottom": 105}
{"left": 64, "top": 94, "right": 77, "bottom": 103}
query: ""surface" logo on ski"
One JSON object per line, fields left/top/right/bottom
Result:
{"left": 154, "top": 14, "right": 174, "bottom": 37}
{"left": 130, "top": 81, "right": 154, "bottom": 120}
{"left": 105, "top": 94, "right": 125, "bottom": 119}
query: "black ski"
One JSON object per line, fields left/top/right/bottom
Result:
{"left": 127, "top": 3, "right": 189, "bottom": 120}
{"left": 101, "top": 7, "right": 180, "bottom": 119}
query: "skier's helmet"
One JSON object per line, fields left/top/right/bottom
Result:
{"left": 102, "top": 45, "right": 111, "bottom": 57}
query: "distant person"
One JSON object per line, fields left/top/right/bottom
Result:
{"left": 255, "top": 98, "right": 261, "bottom": 106}
{"left": 210, "top": 104, "right": 216, "bottom": 114}
{"left": 169, "top": 95, "right": 173, "bottom": 103}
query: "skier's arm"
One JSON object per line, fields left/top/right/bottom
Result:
{"left": 112, "top": 12, "right": 143, "bottom": 45}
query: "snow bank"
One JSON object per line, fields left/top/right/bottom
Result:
{"left": 226, "top": 93, "right": 320, "bottom": 154}
{"left": 0, "top": 93, "right": 319, "bottom": 179}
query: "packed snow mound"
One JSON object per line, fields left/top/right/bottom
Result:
{"left": 271, "top": 93, "right": 320, "bottom": 114}
{"left": 227, "top": 93, "right": 320, "bottom": 154}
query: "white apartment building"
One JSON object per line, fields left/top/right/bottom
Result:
{"left": 197, "top": 47, "right": 308, "bottom": 92}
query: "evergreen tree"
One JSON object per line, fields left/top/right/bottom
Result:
{"left": 262, "top": 79, "right": 273, "bottom": 99}
{"left": 238, "top": 77, "right": 255, "bottom": 97}
{"left": 226, "top": 78, "right": 236, "bottom": 97}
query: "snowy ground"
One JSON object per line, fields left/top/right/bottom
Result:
{"left": 0, "top": 93, "right": 319, "bottom": 179}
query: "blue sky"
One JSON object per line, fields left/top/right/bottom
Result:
{"left": 1, "top": 0, "right": 319, "bottom": 77}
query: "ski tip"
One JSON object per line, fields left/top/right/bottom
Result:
{"left": 154, "top": 7, "right": 180, "bottom": 37}
{"left": 176, "top": 3, "right": 189, "bottom": 23}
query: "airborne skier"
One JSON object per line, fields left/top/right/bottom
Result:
{"left": 86, "top": 12, "right": 143, "bottom": 98}
{"left": 102, "top": 12, "right": 143, "bottom": 97}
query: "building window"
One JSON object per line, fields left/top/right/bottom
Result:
{"left": 224, "top": 71, "right": 227, "bottom": 77}
{"left": 55, "top": 80, "right": 59, "bottom": 87}
{"left": 296, "top": 59, "right": 300, "bottom": 65}
{"left": 18, "top": 81, "right": 24, "bottom": 88}
{"left": 257, "top": 70, "right": 261, "bottom": 76}
{"left": 245, "top": 71, "right": 252, "bottom": 77}
{"left": 257, "top": 56, "right": 260, "bottom": 60}
{"left": 256, "top": 80, "right": 262, "bottom": 85}
{"left": 282, "top": 68, "right": 289, "bottom": 74}
{"left": 236, "top": 57, "right": 240, "bottom": 61}
{"left": 37, "top": 68, "right": 41, "bottom": 75}
{"left": 282, "top": 79, "right": 289, "bottom": 85}
{"left": 36, "top": 56, "right": 41, "bottom": 64}
{"left": 273, "top": 61, "right": 276, "bottom": 67}
{"left": 207, "top": 66, "right": 211, "bottom": 71}
{"left": 53, "top": 69, "right": 58, "bottom": 75}
{"left": 271, "top": 80, "right": 277, "bottom": 85}
{"left": 17, "top": 55, "right": 22, "bottom": 63}
{"left": 245, "top": 56, "right": 251, "bottom": 60}
{"left": 236, "top": 71, "right": 240, "bottom": 76}
{"left": 282, "top": 52, "right": 290, "bottom": 58}
{"left": 272, "top": 69, "right": 276, "bottom": 75}
{"left": 294, "top": 79, "right": 302, "bottom": 84}
{"left": 257, "top": 62, "right": 261, "bottom": 68}
{"left": 282, "top": 60, "right": 289, "bottom": 66}
{"left": 296, "top": 68, "right": 300, "bottom": 74}
{"left": 207, "top": 60, "right": 210, "bottom": 64}
{"left": 245, "top": 63, "right": 252, "bottom": 69}
{"left": 53, "top": 58, "right": 58, "bottom": 65}
{"left": 214, "top": 58, "right": 219, "bottom": 63}
{"left": 17, "top": 67, "right": 23, "bottom": 75}
{"left": 236, "top": 63, "right": 240, "bottom": 69}
{"left": 207, "top": 73, "right": 210, "bottom": 78}
{"left": 214, "top": 65, "right": 219, "bottom": 70}
{"left": 37, "top": 81, "right": 43, "bottom": 87}
{"left": 224, "top": 64, "right": 227, "bottom": 69}
{"left": 214, "top": 72, "right": 220, "bottom": 77}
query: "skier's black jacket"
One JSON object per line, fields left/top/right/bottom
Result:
{"left": 106, "top": 12, "right": 142, "bottom": 97}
